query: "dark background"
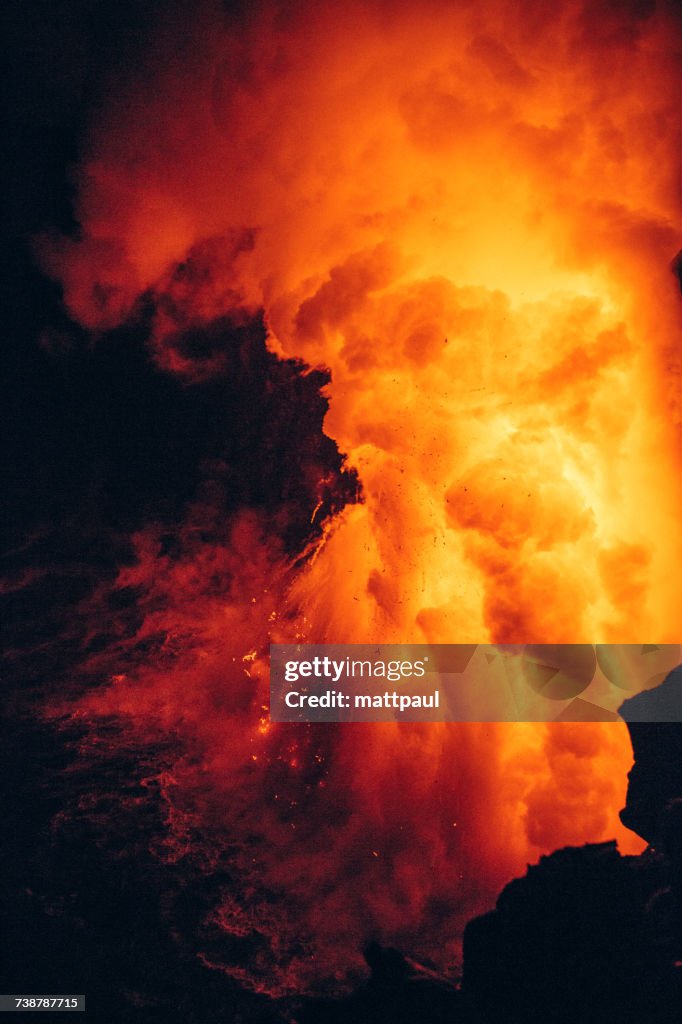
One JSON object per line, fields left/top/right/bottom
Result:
{"left": 2, "top": 5, "right": 344, "bottom": 1020}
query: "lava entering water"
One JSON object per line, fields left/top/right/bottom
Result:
{"left": 39, "top": 0, "right": 681, "bottom": 996}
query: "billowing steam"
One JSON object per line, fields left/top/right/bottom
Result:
{"left": 40, "top": 0, "right": 680, "bottom": 994}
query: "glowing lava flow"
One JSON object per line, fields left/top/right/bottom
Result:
{"left": 42, "top": 0, "right": 680, "bottom": 994}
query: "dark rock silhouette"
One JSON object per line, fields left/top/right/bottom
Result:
{"left": 619, "top": 667, "right": 682, "bottom": 844}
{"left": 620, "top": 666, "right": 682, "bottom": 996}
{"left": 458, "top": 666, "right": 682, "bottom": 1023}
{"left": 302, "top": 667, "right": 682, "bottom": 1023}
{"left": 458, "top": 667, "right": 682, "bottom": 1023}
{"left": 462, "top": 842, "right": 676, "bottom": 1023}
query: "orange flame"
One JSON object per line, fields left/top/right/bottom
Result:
{"left": 43, "top": 0, "right": 681, "bottom": 993}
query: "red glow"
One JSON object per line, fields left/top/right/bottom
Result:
{"left": 41, "top": 0, "right": 680, "bottom": 994}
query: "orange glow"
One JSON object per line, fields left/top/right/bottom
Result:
{"left": 43, "top": 0, "right": 680, "bottom": 993}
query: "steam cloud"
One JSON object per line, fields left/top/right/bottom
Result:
{"left": 39, "top": 0, "right": 680, "bottom": 993}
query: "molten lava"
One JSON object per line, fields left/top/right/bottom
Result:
{"left": 41, "top": 0, "right": 681, "bottom": 994}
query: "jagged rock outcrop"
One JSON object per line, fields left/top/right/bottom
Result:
{"left": 460, "top": 666, "right": 682, "bottom": 1023}
{"left": 619, "top": 666, "right": 682, "bottom": 845}
{"left": 462, "top": 841, "right": 676, "bottom": 1023}
{"left": 296, "top": 668, "right": 682, "bottom": 1022}
{"left": 620, "top": 666, "right": 682, "bottom": 1003}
